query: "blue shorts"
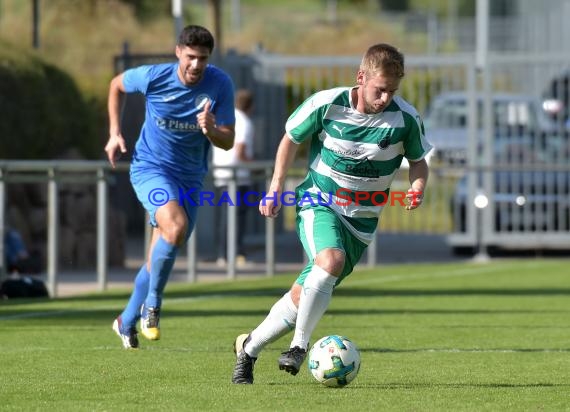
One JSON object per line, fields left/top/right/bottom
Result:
{"left": 130, "top": 167, "right": 203, "bottom": 240}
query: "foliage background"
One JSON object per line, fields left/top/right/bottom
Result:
{"left": 0, "top": 40, "right": 100, "bottom": 159}
{"left": 0, "top": 0, "right": 480, "bottom": 159}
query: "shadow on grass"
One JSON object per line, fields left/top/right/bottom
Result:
{"left": 0, "top": 286, "right": 290, "bottom": 306}
{"left": 49, "top": 285, "right": 570, "bottom": 304}
{"left": 3, "top": 305, "right": 569, "bottom": 323}
{"left": 334, "top": 287, "right": 570, "bottom": 297}
{"left": 2, "top": 284, "right": 569, "bottom": 321}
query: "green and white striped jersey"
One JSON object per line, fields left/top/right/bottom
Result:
{"left": 286, "top": 86, "right": 433, "bottom": 244}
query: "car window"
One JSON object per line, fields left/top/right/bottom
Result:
{"left": 425, "top": 99, "right": 467, "bottom": 128}
{"left": 425, "top": 96, "right": 539, "bottom": 130}
{"left": 493, "top": 101, "right": 537, "bottom": 129}
{"left": 494, "top": 135, "right": 569, "bottom": 164}
{"left": 494, "top": 141, "right": 542, "bottom": 164}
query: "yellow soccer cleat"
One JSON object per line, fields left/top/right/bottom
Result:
{"left": 140, "top": 305, "right": 161, "bottom": 341}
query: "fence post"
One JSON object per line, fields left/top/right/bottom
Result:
{"left": 186, "top": 230, "right": 197, "bottom": 283}
{"left": 0, "top": 169, "right": 5, "bottom": 280}
{"left": 97, "top": 168, "right": 108, "bottom": 292}
{"left": 367, "top": 234, "right": 377, "bottom": 267}
{"left": 265, "top": 166, "right": 275, "bottom": 277}
{"left": 47, "top": 168, "right": 59, "bottom": 297}
{"left": 226, "top": 176, "right": 237, "bottom": 280}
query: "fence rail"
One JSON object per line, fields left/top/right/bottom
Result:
{"left": 0, "top": 160, "right": 280, "bottom": 297}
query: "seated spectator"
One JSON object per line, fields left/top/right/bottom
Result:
{"left": 4, "top": 227, "right": 41, "bottom": 274}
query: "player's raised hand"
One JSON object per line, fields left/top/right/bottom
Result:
{"left": 105, "top": 134, "right": 127, "bottom": 168}
{"left": 197, "top": 99, "right": 215, "bottom": 135}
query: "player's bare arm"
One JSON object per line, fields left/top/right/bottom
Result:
{"left": 235, "top": 142, "right": 250, "bottom": 162}
{"left": 105, "top": 73, "right": 127, "bottom": 168}
{"left": 197, "top": 100, "right": 235, "bottom": 150}
{"left": 260, "top": 134, "right": 299, "bottom": 218}
{"left": 406, "top": 158, "right": 429, "bottom": 210}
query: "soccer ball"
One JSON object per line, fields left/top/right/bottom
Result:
{"left": 307, "top": 335, "right": 361, "bottom": 387}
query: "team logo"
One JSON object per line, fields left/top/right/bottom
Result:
{"left": 155, "top": 117, "right": 167, "bottom": 128}
{"left": 194, "top": 94, "right": 210, "bottom": 110}
{"left": 378, "top": 136, "right": 391, "bottom": 150}
{"left": 332, "top": 124, "right": 345, "bottom": 137}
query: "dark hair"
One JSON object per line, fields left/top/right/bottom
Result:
{"left": 177, "top": 25, "right": 215, "bottom": 53}
{"left": 235, "top": 89, "right": 254, "bottom": 112}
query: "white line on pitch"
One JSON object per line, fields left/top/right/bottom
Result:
{"left": 0, "top": 294, "right": 238, "bottom": 321}
{"left": 348, "top": 262, "right": 545, "bottom": 286}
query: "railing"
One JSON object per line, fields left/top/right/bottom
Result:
{"left": 190, "top": 160, "right": 278, "bottom": 280}
{"left": 0, "top": 160, "right": 279, "bottom": 297}
{"left": 0, "top": 160, "right": 122, "bottom": 297}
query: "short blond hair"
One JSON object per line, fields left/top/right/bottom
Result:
{"left": 360, "top": 43, "right": 405, "bottom": 78}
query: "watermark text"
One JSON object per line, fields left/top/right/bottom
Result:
{"left": 147, "top": 188, "right": 423, "bottom": 208}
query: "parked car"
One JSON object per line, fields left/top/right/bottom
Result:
{"left": 542, "top": 69, "right": 570, "bottom": 129}
{"left": 424, "top": 91, "right": 559, "bottom": 167}
{"left": 450, "top": 134, "right": 570, "bottom": 253}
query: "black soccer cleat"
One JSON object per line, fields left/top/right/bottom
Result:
{"left": 278, "top": 346, "right": 307, "bottom": 376}
{"left": 232, "top": 334, "right": 257, "bottom": 384}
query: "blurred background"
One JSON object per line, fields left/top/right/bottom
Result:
{"left": 1, "top": 0, "right": 569, "bottom": 294}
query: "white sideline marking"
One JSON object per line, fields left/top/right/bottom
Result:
{"left": 0, "top": 294, "right": 234, "bottom": 321}
{"left": 349, "top": 261, "right": 546, "bottom": 286}
{"left": 0, "top": 310, "right": 71, "bottom": 321}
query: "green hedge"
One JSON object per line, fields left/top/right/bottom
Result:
{"left": 0, "top": 41, "right": 100, "bottom": 159}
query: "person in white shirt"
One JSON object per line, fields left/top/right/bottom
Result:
{"left": 212, "top": 89, "right": 255, "bottom": 266}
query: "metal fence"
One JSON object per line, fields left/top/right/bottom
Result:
{"left": 105, "top": 0, "right": 570, "bottom": 258}
{"left": 0, "top": 161, "right": 282, "bottom": 297}
{"left": 3, "top": 45, "right": 570, "bottom": 296}
{"left": 448, "top": 52, "right": 570, "bottom": 254}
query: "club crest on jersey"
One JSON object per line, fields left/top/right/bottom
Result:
{"left": 155, "top": 117, "right": 167, "bottom": 129}
{"left": 378, "top": 136, "right": 391, "bottom": 150}
{"left": 195, "top": 94, "right": 210, "bottom": 109}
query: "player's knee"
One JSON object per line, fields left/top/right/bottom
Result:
{"left": 156, "top": 204, "right": 189, "bottom": 245}
{"left": 314, "top": 248, "right": 345, "bottom": 276}
{"left": 160, "top": 219, "right": 188, "bottom": 246}
{"left": 289, "top": 284, "right": 302, "bottom": 307}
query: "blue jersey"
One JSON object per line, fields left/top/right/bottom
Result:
{"left": 123, "top": 63, "right": 235, "bottom": 180}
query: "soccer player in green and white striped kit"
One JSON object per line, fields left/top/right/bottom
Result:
{"left": 232, "top": 43, "right": 432, "bottom": 384}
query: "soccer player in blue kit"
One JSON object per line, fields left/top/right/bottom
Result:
{"left": 105, "top": 25, "right": 235, "bottom": 349}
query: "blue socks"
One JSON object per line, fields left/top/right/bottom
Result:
{"left": 119, "top": 236, "right": 179, "bottom": 329}
{"left": 145, "top": 236, "right": 179, "bottom": 309}
{"left": 120, "top": 264, "right": 150, "bottom": 329}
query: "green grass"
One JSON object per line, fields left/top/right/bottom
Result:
{"left": 1, "top": 259, "right": 569, "bottom": 411}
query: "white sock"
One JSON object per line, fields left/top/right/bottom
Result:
{"left": 244, "top": 291, "right": 298, "bottom": 358}
{"left": 290, "top": 265, "right": 337, "bottom": 350}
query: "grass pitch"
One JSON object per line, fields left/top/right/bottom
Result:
{"left": 1, "top": 259, "right": 569, "bottom": 411}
